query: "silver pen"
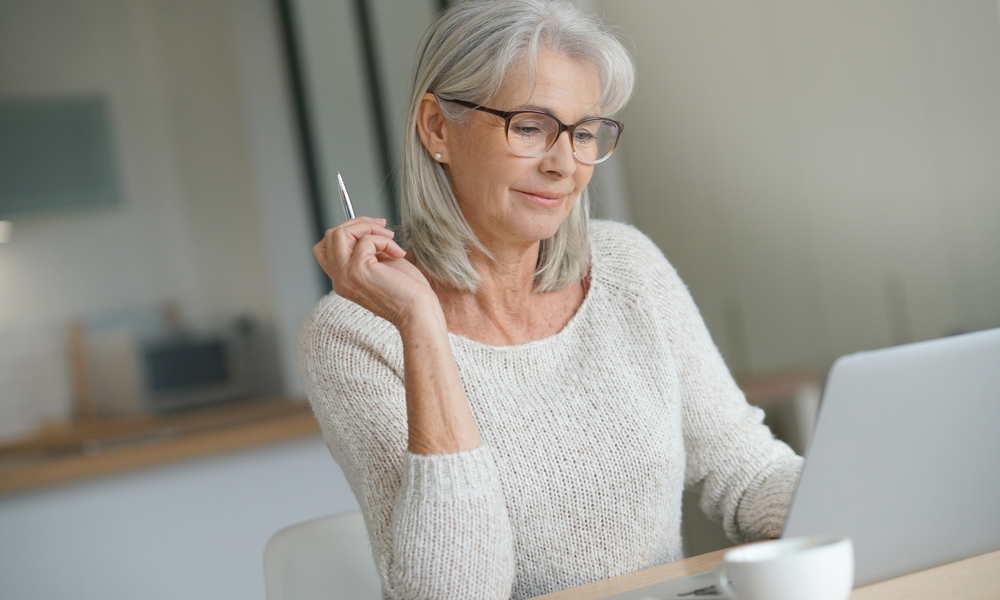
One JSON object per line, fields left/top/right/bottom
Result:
{"left": 337, "top": 172, "right": 356, "bottom": 220}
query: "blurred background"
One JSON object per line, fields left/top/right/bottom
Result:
{"left": 1, "top": 0, "right": 998, "bottom": 598}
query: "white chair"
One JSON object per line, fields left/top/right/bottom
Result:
{"left": 264, "top": 510, "right": 383, "bottom": 600}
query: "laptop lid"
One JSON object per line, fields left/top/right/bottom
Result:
{"left": 783, "top": 327, "right": 1000, "bottom": 586}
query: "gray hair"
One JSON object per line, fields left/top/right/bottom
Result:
{"left": 399, "top": 0, "right": 636, "bottom": 292}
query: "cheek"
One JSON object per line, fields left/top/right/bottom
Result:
{"left": 451, "top": 137, "right": 510, "bottom": 190}
{"left": 575, "top": 166, "right": 595, "bottom": 193}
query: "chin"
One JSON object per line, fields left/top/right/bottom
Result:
{"left": 512, "top": 213, "right": 568, "bottom": 243}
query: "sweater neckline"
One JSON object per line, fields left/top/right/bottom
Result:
{"left": 446, "top": 261, "right": 599, "bottom": 353}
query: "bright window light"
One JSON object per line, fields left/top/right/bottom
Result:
{"left": 0, "top": 221, "right": 11, "bottom": 243}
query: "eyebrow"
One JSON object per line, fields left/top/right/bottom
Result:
{"left": 517, "top": 103, "right": 603, "bottom": 121}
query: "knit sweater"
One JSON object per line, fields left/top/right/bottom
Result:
{"left": 298, "top": 220, "right": 803, "bottom": 600}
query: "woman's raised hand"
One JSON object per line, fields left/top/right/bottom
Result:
{"left": 313, "top": 217, "right": 439, "bottom": 329}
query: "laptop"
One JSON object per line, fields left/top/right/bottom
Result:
{"left": 616, "top": 326, "right": 1000, "bottom": 599}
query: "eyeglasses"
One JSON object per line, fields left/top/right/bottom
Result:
{"left": 440, "top": 97, "right": 624, "bottom": 164}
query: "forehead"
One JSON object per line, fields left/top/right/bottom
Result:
{"left": 494, "top": 49, "right": 602, "bottom": 120}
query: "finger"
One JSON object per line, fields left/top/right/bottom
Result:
{"left": 312, "top": 238, "right": 330, "bottom": 269}
{"left": 321, "top": 228, "right": 354, "bottom": 275}
{"left": 363, "top": 234, "right": 406, "bottom": 258}
{"left": 373, "top": 246, "right": 405, "bottom": 263}
{"left": 356, "top": 233, "right": 398, "bottom": 256}
{"left": 324, "top": 224, "right": 399, "bottom": 289}
{"left": 351, "top": 224, "right": 394, "bottom": 238}
{"left": 377, "top": 238, "right": 406, "bottom": 259}
{"left": 340, "top": 216, "right": 387, "bottom": 228}
{"left": 329, "top": 222, "right": 396, "bottom": 264}
{"left": 332, "top": 222, "right": 395, "bottom": 244}
{"left": 323, "top": 218, "right": 390, "bottom": 246}
{"left": 346, "top": 234, "right": 403, "bottom": 271}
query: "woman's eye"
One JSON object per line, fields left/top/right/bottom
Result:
{"left": 573, "top": 131, "right": 597, "bottom": 145}
{"left": 512, "top": 123, "right": 543, "bottom": 137}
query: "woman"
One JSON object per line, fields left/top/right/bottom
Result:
{"left": 298, "top": 1, "right": 802, "bottom": 599}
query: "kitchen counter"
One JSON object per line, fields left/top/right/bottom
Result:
{"left": 0, "top": 398, "right": 320, "bottom": 496}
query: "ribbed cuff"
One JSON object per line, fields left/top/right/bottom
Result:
{"left": 402, "top": 444, "right": 501, "bottom": 504}
{"left": 737, "top": 457, "right": 804, "bottom": 540}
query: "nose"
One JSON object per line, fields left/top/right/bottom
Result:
{"left": 540, "top": 130, "right": 577, "bottom": 177}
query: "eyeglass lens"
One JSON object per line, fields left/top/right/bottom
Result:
{"left": 506, "top": 113, "right": 620, "bottom": 163}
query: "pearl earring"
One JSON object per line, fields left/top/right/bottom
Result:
{"left": 433, "top": 152, "right": 442, "bottom": 161}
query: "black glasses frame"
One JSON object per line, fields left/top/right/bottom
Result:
{"left": 441, "top": 97, "right": 624, "bottom": 164}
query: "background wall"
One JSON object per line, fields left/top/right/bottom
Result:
{"left": 596, "top": 1, "right": 1000, "bottom": 553}
{"left": 599, "top": 0, "right": 1000, "bottom": 377}
{"left": 0, "top": 0, "right": 324, "bottom": 436}
{"left": 0, "top": 0, "right": 272, "bottom": 331}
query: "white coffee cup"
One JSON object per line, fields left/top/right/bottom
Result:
{"left": 715, "top": 536, "right": 854, "bottom": 600}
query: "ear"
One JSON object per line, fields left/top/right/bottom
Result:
{"left": 416, "top": 93, "right": 450, "bottom": 163}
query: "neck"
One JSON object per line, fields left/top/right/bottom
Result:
{"left": 434, "top": 238, "right": 539, "bottom": 317}
{"left": 426, "top": 235, "right": 586, "bottom": 346}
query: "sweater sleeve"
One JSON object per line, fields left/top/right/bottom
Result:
{"left": 614, "top": 224, "right": 804, "bottom": 543}
{"left": 297, "top": 295, "right": 516, "bottom": 600}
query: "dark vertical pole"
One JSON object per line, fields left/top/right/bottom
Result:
{"left": 276, "top": 0, "right": 332, "bottom": 292}
{"left": 436, "top": 0, "right": 450, "bottom": 13}
{"left": 351, "top": 0, "right": 400, "bottom": 224}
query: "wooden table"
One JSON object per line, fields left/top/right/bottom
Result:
{"left": 530, "top": 547, "right": 1000, "bottom": 600}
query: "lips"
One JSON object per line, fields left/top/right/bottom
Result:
{"left": 516, "top": 190, "right": 568, "bottom": 207}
